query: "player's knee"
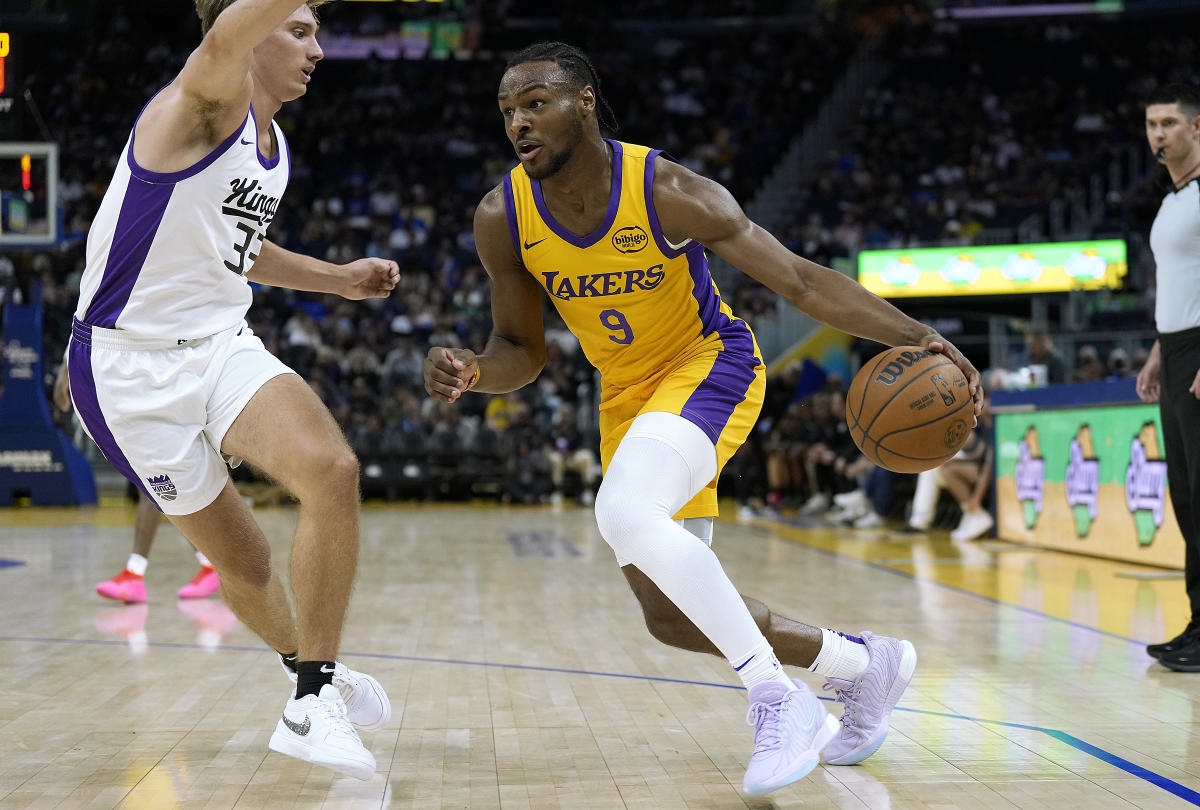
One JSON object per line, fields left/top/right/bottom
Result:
{"left": 593, "top": 482, "right": 628, "bottom": 544}
{"left": 221, "top": 551, "right": 272, "bottom": 591}
{"left": 293, "top": 444, "right": 359, "bottom": 500}
{"left": 594, "top": 480, "right": 656, "bottom": 551}
{"left": 326, "top": 447, "right": 360, "bottom": 490}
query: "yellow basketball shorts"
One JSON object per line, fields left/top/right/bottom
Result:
{"left": 598, "top": 348, "right": 765, "bottom": 519}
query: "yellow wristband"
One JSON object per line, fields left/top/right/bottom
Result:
{"left": 464, "top": 366, "right": 480, "bottom": 392}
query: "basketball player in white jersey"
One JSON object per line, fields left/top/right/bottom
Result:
{"left": 54, "top": 369, "right": 220, "bottom": 602}
{"left": 66, "top": 1, "right": 394, "bottom": 779}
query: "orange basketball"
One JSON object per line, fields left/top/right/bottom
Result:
{"left": 845, "top": 346, "right": 973, "bottom": 473}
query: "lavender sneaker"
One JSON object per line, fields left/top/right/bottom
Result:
{"left": 821, "top": 632, "right": 917, "bottom": 765}
{"left": 742, "top": 679, "right": 840, "bottom": 796}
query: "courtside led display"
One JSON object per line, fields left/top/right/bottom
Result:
{"left": 857, "top": 239, "right": 1126, "bottom": 298}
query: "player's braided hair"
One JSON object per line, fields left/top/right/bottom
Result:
{"left": 506, "top": 42, "right": 620, "bottom": 135}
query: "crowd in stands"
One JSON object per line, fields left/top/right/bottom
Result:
{"left": 2, "top": 2, "right": 1180, "bottom": 517}
{"left": 22, "top": 0, "right": 855, "bottom": 505}
{"left": 790, "top": 16, "right": 1198, "bottom": 264}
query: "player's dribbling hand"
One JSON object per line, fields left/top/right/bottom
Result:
{"left": 424, "top": 347, "right": 478, "bottom": 403}
{"left": 340, "top": 257, "right": 400, "bottom": 300}
{"left": 920, "top": 334, "right": 983, "bottom": 424}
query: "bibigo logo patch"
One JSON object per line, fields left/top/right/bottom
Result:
{"left": 612, "top": 226, "right": 649, "bottom": 254}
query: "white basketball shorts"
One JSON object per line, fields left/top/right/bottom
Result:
{"left": 67, "top": 317, "right": 295, "bottom": 515}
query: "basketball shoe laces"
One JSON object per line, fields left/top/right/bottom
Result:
{"left": 824, "top": 680, "right": 868, "bottom": 742}
{"left": 746, "top": 698, "right": 785, "bottom": 754}
{"left": 307, "top": 691, "right": 362, "bottom": 746}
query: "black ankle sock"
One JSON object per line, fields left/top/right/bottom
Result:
{"left": 279, "top": 651, "right": 298, "bottom": 673}
{"left": 295, "top": 660, "right": 335, "bottom": 699}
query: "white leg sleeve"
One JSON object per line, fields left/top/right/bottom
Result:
{"left": 595, "top": 411, "right": 766, "bottom": 663}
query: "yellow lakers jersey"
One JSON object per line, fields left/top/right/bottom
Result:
{"left": 503, "top": 139, "right": 759, "bottom": 390}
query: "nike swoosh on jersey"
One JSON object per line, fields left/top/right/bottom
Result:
{"left": 241, "top": 139, "right": 254, "bottom": 146}
{"left": 523, "top": 238, "right": 547, "bottom": 250}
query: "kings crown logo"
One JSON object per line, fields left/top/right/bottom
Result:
{"left": 147, "top": 474, "right": 178, "bottom": 502}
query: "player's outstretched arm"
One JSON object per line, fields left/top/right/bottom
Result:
{"left": 135, "top": 1, "right": 318, "bottom": 171}
{"left": 652, "top": 159, "right": 982, "bottom": 413}
{"left": 426, "top": 186, "right": 548, "bottom": 404}
{"left": 246, "top": 240, "right": 398, "bottom": 299}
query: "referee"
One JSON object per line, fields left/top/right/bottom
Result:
{"left": 1139, "top": 83, "right": 1200, "bottom": 671}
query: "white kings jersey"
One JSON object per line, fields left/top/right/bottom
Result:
{"left": 75, "top": 103, "right": 289, "bottom": 339}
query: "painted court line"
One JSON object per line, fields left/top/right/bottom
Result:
{"left": 3, "top": 633, "right": 1196, "bottom": 806}
{"left": 750, "top": 520, "right": 1155, "bottom": 647}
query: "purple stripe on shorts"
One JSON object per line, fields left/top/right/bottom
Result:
{"left": 67, "top": 335, "right": 158, "bottom": 508}
{"left": 679, "top": 250, "right": 760, "bottom": 443}
{"left": 531, "top": 139, "right": 623, "bottom": 249}
{"left": 643, "top": 149, "right": 690, "bottom": 259}
{"left": 83, "top": 179, "right": 174, "bottom": 328}
{"left": 502, "top": 173, "right": 521, "bottom": 259}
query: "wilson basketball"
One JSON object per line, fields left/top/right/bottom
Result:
{"left": 846, "top": 346, "right": 973, "bottom": 473}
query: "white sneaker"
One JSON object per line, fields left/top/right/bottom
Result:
{"left": 828, "top": 502, "right": 868, "bottom": 523}
{"left": 852, "top": 511, "right": 885, "bottom": 529}
{"left": 742, "top": 680, "right": 840, "bottom": 796}
{"left": 800, "top": 493, "right": 830, "bottom": 515}
{"left": 268, "top": 683, "right": 376, "bottom": 780}
{"left": 281, "top": 660, "right": 391, "bottom": 731}
{"left": 833, "top": 490, "right": 868, "bottom": 509}
{"left": 951, "top": 510, "right": 994, "bottom": 541}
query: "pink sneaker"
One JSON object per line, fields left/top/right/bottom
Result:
{"left": 96, "top": 569, "right": 147, "bottom": 604}
{"left": 178, "top": 566, "right": 220, "bottom": 599}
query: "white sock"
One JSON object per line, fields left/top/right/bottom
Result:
{"left": 196, "top": 551, "right": 212, "bottom": 568}
{"left": 809, "top": 628, "right": 870, "bottom": 681}
{"left": 733, "top": 638, "right": 795, "bottom": 691}
{"left": 126, "top": 553, "right": 148, "bottom": 576}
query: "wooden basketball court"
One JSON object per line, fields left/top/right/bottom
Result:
{"left": 1, "top": 500, "right": 1196, "bottom": 809}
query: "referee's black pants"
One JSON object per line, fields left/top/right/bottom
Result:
{"left": 1160, "top": 326, "right": 1200, "bottom": 622}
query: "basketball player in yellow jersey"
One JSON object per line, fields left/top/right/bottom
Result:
{"left": 425, "top": 42, "right": 983, "bottom": 797}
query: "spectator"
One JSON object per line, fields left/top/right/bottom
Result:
{"left": 1024, "top": 328, "right": 1068, "bottom": 385}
